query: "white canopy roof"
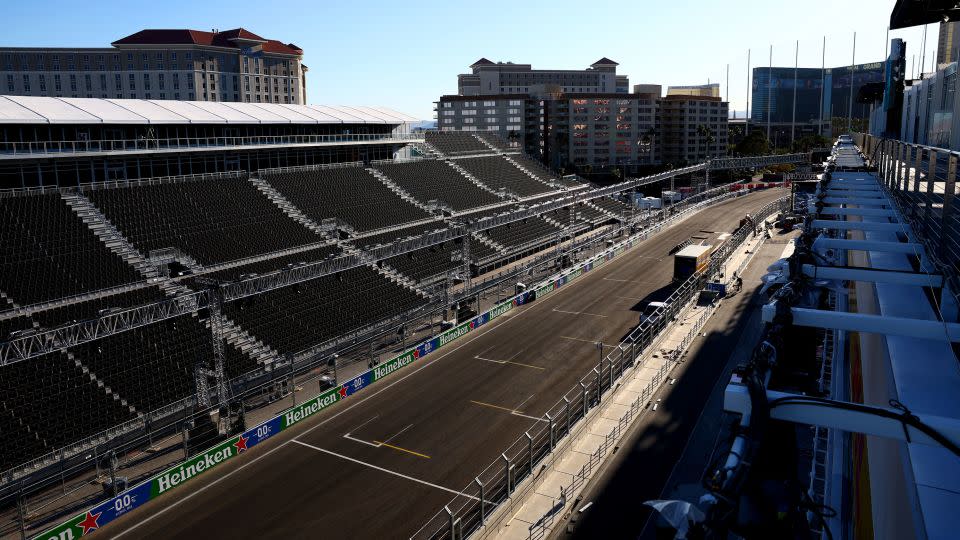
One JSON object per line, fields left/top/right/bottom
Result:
{"left": 0, "top": 95, "right": 418, "bottom": 125}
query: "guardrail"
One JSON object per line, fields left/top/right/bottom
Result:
{"left": 32, "top": 183, "right": 781, "bottom": 540}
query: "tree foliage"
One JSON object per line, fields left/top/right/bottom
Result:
{"left": 734, "top": 130, "right": 771, "bottom": 156}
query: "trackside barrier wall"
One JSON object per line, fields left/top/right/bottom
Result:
{"left": 34, "top": 187, "right": 778, "bottom": 540}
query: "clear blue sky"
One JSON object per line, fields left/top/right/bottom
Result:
{"left": 2, "top": 0, "right": 936, "bottom": 119}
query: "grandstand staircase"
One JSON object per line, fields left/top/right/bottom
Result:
{"left": 502, "top": 155, "right": 557, "bottom": 192}
{"left": 472, "top": 232, "right": 507, "bottom": 255}
{"left": 158, "top": 280, "right": 282, "bottom": 369}
{"left": 374, "top": 263, "right": 431, "bottom": 296}
{"left": 412, "top": 140, "right": 443, "bottom": 158}
{"left": 473, "top": 134, "right": 500, "bottom": 153}
{"left": 444, "top": 160, "right": 512, "bottom": 200}
{"left": 61, "top": 193, "right": 164, "bottom": 279}
{"left": 66, "top": 350, "right": 139, "bottom": 415}
{"left": 586, "top": 200, "right": 623, "bottom": 220}
{"left": 366, "top": 168, "right": 435, "bottom": 213}
{"left": 248, "top": 177, "right": 333, "bottom": 238}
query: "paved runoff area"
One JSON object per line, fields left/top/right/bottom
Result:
{"left": 85, "top": 189, "right": 786, "bottom": 540}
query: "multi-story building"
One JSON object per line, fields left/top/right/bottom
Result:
{"left": 439, "top": 58, "right": 660, "bottom": 172}
{"left": 0, "top": 28, "right": 306, "bottom": 104}
{"left": 661, "top": 84, "right": 729, "bottom": 165}
{"left": 524, "top": 89, "right": 660, "bottom": 171}
{"left": 456, "top": 57, "right": 629, "bottom": 96}
{"left": 750, "top": 61, "right": 884, "bottom": 145}
{"left": 938, "top": 20, "right": 960, "bottom": 66}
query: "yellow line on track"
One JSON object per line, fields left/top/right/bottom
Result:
{"left": 372, "top": 440, "right": 431, "bottom": 459}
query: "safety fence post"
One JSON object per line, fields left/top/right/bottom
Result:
{"left": 476, "top": 477, "right": 485, "bottom": 525}
{"left": 526, "top": 432, "right": 533, "bottom": 474}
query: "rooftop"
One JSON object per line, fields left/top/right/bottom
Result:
{"left": 0, "top": 95, "right": 417, "bottom": 125}
{"left": 111, "top": 27, "right": 303, "bottom": 56}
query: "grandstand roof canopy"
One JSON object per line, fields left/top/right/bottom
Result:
{"left": 0, "top": 95, "right": 418, "bottom": 125}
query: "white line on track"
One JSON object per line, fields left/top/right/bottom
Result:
{"left": 602, "top": 277, "right": 662, "bottom": 284}
{"left": 291, "top": 440, "right": 479, "bottom": 500}
{"left": 380, "top": 424, "right": 414, "bottom": 446}
{"left": 552, "top": 308, "right": 607, "bottom": 318}
{"left": 558, "top": 336, "right": 618, "bottom": 347}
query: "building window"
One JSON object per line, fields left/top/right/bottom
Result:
{"left": 129, "top": 74, "right": 135, "bottom": 90}
{"left": 462, "top": 109, "right": 476, "bottom": 115}
{"left": 158, "top": 73, "right": 164, "bottom": 90}
{"left": 187, "top": 77, "right": 194, "bottom": 90}
{"left": 38, "top": 74, "right": 46, "bottom": 92}
{"left": 5, "top": 75, "right": 12, "bottom": 93}
{"left": 442, "top": 102, "right": 452, "bottom": 108}
{"left": 115, "top": 74, "right": 121, "bottom": 91}
{"left": 173, "top": 73, "right": 179, "bottom": 90}
{"left": 463, "top": 118, "right": 475, "bottom": 124}
{"left": 483, "top": 100, "right": 496, "bottom": 106}
{"left": 69, "top": 74, "right": 77, "bottom": 91}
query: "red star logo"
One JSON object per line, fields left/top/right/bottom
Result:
{"left": 78, "top": 510, "right": 102, "bottom": 535}
{"left": 338, "top": 386, "right": 348, "bottom": 399}
{"left": 233, "top": 434, "right": 249, "bottom": 453}
{"left": 469, "top": 321, "right": 476, "bottom": 329}
{"left": 413, "top": 348, "right": 420, "bottom": 359}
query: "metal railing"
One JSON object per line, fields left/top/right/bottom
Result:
{"left": 854, "top": 133, "right": 960, "bottom": 305}
{"left": 0, "top": 132, "right": 424, "bottom": 157}
{"left": 411, "top": 195, "right": 788, "bottom": 540}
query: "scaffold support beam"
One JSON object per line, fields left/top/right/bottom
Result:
{"left": 761, "top": 303, "right": 960, "bottom": 341}
{"left": 809, "top": 220, "right": 905, "bottom": 232}
{"left": 800, "top": 264, "right": 943, "bottom": 287}
{"left": 817, "top": 207, "right": 897, "bottom": 217}
{"left": 723, "top": 385, "right": 960, "bottom": 449}
{"left": 813, "top": 238, "right": 925, "bottom": 254}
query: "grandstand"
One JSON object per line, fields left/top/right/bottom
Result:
{"left": 424, "top": 131, "right": 492, "bottom": 155}
{"left": 373, "top": 159, "right": 503, "bottom": 211}
{"left": 0, "top": 96, "right": 644, "bottom": 515}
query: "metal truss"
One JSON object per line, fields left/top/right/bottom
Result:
{"left": 708, "top": 152, "right": 808, "bottom": 170}
{"left": 0, "top": 155, "right": 799, "bottom": 365}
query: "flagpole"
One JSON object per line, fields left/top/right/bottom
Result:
{"left": 792, "top": 40, "right": 798, "bottom": 146}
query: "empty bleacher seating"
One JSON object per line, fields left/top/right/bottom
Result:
{"left": 261, "top": 167, "right": 430, "bottom": 233}
{"left": 351, "top": 221, "right": 450, "bottom": 249}
{"left": 1, "top": 350, "right": 136, "bottom": 471}
{"left": 425, "top": 131, "right": 491, "bottom": 155}
{"left": 507, "top": 155, "right": 560, "bottom": 184}
{"left": 456, "top": 156, "right": 555, "bottom": 197}
{"left": 480, "top": 218, "right": 560, "bottom": 250}
{"left": 374, "top": 160, "right": 502, "bottom": 212}
{"left": 0, "top": 193, "right": 143, "bottom": 306}
{"left": 71, "top": 314, "right": 210, "bottom": 412}
{"left": 202, "top": 244, "right": 341, "bottom": 283}
{"left": 475, "top": 132, "right": 513, "bottom": 151}
{"left": 589, "top": 196, "right": 632, "bottom": 217}
{"left": 224, "top": 266, "right": 426, "bottom": 356}
{"left": 87, "top": 176, "right": 322, "bottom": 267}
{"left": 385, "top": 238, "right": 497, "bottom": 283}
{"left": 545, "top": 203, "right": 610, "bottom": 227}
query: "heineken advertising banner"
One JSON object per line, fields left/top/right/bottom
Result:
{"left": 37, "top": 202, "right": 669, "bottom": 539}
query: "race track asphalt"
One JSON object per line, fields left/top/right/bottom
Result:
{"left": 94, "top": 189, "right": 786, "bottom": 540}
